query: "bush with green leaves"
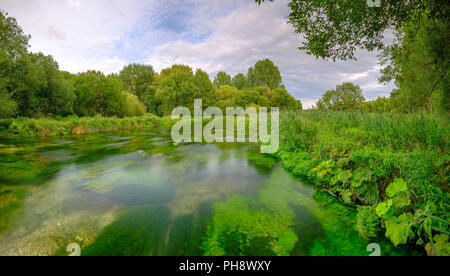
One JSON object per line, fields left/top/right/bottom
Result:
{"left": 275, "top": 110, "right": 449, "bottom": 254}
{"left": 123, "top": 92, "right": 146, "bottom": 117}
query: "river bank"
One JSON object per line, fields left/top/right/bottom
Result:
{"left": 274, "top": 110, "right": 449, "bottom": 256}
{"left": 0, "top": 114, "right": 174, "bottom": 137}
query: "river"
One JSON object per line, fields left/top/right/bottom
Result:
{"left": 0, "top": 127, "right": 415, "bottom": 256}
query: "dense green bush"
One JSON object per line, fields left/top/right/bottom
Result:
{"left": 124, "top": 92, "right": 146, "bottom": 117}
{"left": 0, "top": 91, "right": 18, "bottom": 118}
{"left": 275, "top": 110, "right": 449, "bottom": 254}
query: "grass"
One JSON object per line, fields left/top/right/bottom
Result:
{"left": 275, "top": 110, "right": 449, "bottom": 254}
{"left": 0, "top": 114, "right": 175, "bottom": 137}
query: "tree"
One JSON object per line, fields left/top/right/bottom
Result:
{"left": 118, "top": 64, "right": 155, "bottom": 100}
{"left": 143, "top": 86, "right": 159, "bottom": 115}
{"left": 0, "top": 48, "right": 25, "bottom": 117}
{"left": 213, "top": 71, "right": 232, "bottom": 88}
{"left": 0, "top": 10, "right": 30, "bottom": 118}
{"left": 19, "top": 53, "right": 75, "bottom": 116}
{"left": 72, "top": 71, "right": 126, "bottom": 117}
{"left": 270, "top": 87, "right": 301, "bottom": 110}
{"left": 379, "top": 17, "right": 449, "bottom": 112}
{"left": 317, "top": 82, "right": 365, "bottom": 111}
{"left": 0, "top": 10, "right": 30, "bottom": 59}
{"left": 123, "top": 92, "right": 146, "bottom": 117}
{"left": 101, "top": 76, "right": 127, "bottom": 117}
{"left": 234, "top": 89, "right": 260, "bottom": 107}
{"left": 0, "top": 90, "right": 18, "bottom": 118}
{"left": 232, "top": 73, "right": 248, "bottom": 90}
{"left": 155, "top": 65, "right": 198, "bottom": 115}
{"left": 215, "top": 85, "right": 239, "bottom": 111}
{"left": 256, "top": 0, "right": 449, "bottom": 61}
{"left": 1, "top": 11, "right": 76, "bottom": 117}
{"left": 247, "top": 59, "right": 282, "bottom": 89}
{"left": 194, "top": 69, "right": 215, "bottom": 106}
{"left": 361, "top": 97, "right": 392, "bottom": 113}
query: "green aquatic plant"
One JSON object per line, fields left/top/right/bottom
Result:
{"left": 246, "top": 150, "right": 278, "bottom": 172}
{"left": 202, "top": 195, "right": 297, "bottom": 256}
{"left": 309, "top": 190, "right": 368, "bottom": 256}
{"left": 165, "top": 202, "right": 213, "bottom": 256}
{"left": 82, "top": 205, "right": 170, "bottom": 256}
{"left": 356, "top": 205, "right": 381, "bottom": 240}
{"left": 0, "top": 187, "right": 28, "bottom": 232}
{"left": 202, "top": 165, "right": 378, "bottom": 256}
{"left": 202, "top": 166, "right": 317, "bottom": 256}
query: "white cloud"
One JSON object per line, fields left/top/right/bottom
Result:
{"left": 62, "top": 56, "right": 129, "bottom": 75}
{"left": 145, "top": 0, "right": 394, "bottom": 104}
{"left": 1, "top": 0, "right": 155, "bottom": 73}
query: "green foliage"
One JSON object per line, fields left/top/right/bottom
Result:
{"left": 203, "top": 167, "right": 311, "bottom": 256}
{"left": 123, "top": 92, "right": 146, "bottom": 117}
{"left": 257, "top": 1, "right": 449, "bottom": 61}
{"left": 0, "top": 187, "right": 28, "bottom": 232}
{"left": 20, "top": 53, "right": 76, "bottom": 116}
{"left": 384, "top": 214, "right": 412, "bottom": 247}
{"left": 376, "top": 199, "right": 394, "bottom": 218}
{"left": 276, "top": 110, "right": 449, "bottom": 251}
{"left": 231, "top": 73, "right": 248, "bottom": 90}
{"left": 0, "top": 91, "right": 18, "bottom": 118}
{"left": 1, "top": 12, "right": 301, "bottom": 118}
{"left": 0, "top": 114, "right": 170, "bottom": 137}
{"left": 356, "top": 206, "right": 381, "bottom": 240}
{"left": 213, "top": 71, "right": 231, "bottom": 88}
{"left": 72, "top": 71, "right": 127, "bottom": 117}
{"left": 317, "top": 82, "right": 365, "bottom": 111}
{"left": 386, "top": 178, "right": 408, "bottom": 198}
{"left": 361, "top": 97, "right": 393, "bottom": 113}
{"left": 270, "top": 87, "right": 300, "bottom": 110}
{"left": 379, "top": 17, "right": 449, "bottom": 112}
{"left": 0, "top": 11, "right": 76, "bottom": 118}
{"left": 117, "top": 64, "right": 155, "bottom": 100}
{"left": 425, "top": 234, "right": 450, "bottom": 256}
{"left": 247, "top": 59, "right": 282, "bottom": 89}
{"left": 194, "top": 69, "right": 215, "bottom": 107}
{"left": 0, "top": 10, "right": 30, "bottom": 59}
{"left": 155, "top": 65, "right": 199, "bottom": 115}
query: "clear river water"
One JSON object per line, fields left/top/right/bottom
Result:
{"left": 0, "top": 127, "right": 417, "bottom": 256}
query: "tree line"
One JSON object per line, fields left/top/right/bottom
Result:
{"left": 0, "top": 10, "right": 300, "bottom": 119}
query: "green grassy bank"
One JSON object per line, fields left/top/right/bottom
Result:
{"left": 0, "top": 114, "right": 174, "bottom": 137}
{"left": 275, "top": 111, "right": 449, "bottom": 255}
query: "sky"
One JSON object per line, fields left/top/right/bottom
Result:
{"left": 1, "top": 0, "right": 395, "bottom": 108}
